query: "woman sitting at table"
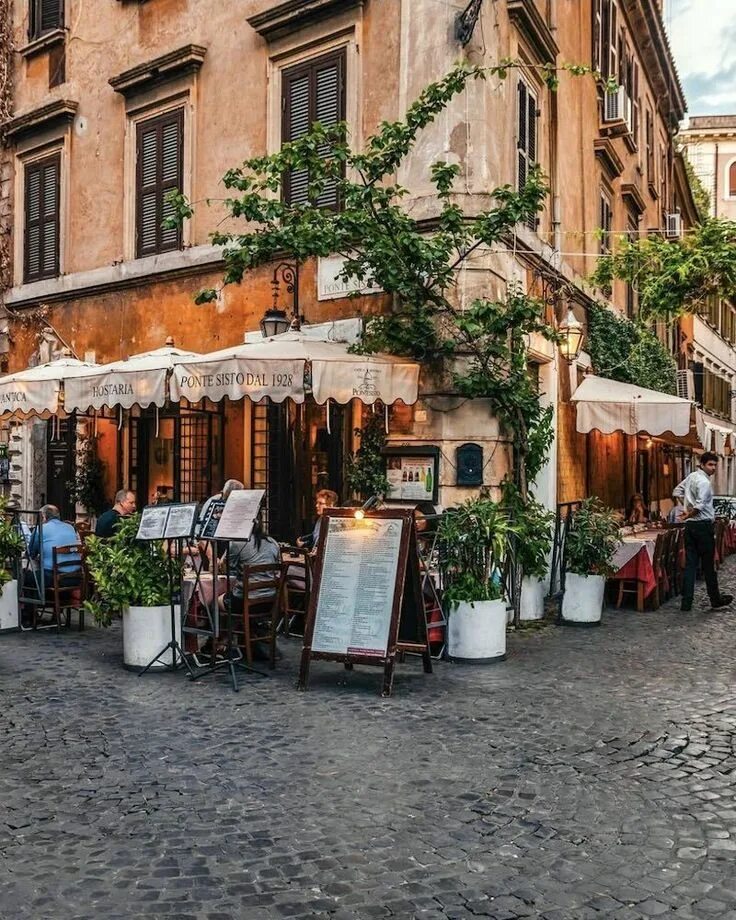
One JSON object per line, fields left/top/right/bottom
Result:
{"left": 219, "top": 518, "right": 281, "bottom": 659}
{"left": 296, "top": 488, "right": 338, "bottom": 552}
{"left": 626, "top": 493, "right": 649, "bottom": 525}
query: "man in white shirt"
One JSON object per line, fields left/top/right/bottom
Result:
{"left": 673, "top": 451, "right": 733, "bottom": 612}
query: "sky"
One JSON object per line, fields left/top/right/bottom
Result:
{"left": 667, "top": 0, "right": 736, "bottom": 116}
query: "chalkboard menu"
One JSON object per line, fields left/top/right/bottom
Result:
{"left": 298, "top": 509, "right": 432, "bottom": 697}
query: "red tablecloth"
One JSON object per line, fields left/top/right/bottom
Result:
{"left": 609, "top": 545, "right": 658, "bottom": 598}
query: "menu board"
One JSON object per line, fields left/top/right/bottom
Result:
{"left": 163, "top": 503, "right": 198, "bottom": 539}
{"left": 137, "top": 503, "right": 199, "bottom": 541}
{"left": 311, "top": 516, "right": 403, "bottom": 657}
{"left": 213, "top": 489, "right": 265, "bottom": 542}
{"left": 386, "top": 456, "right": 435, "bottom": 501}
{"left": 199, "top": 499, "right": 226, "bottom": 539}
{"left": 136, "top": 506, "right": 170, "bottom": 541}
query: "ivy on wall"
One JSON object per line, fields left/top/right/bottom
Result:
{"left": 586, "top": 303, "right": 678, "bottom": 395}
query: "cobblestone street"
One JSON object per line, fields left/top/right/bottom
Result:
{"left": 3, "top": 565, "right": 736, "bottom": 920}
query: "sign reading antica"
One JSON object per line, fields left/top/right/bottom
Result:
{"left": 0, "top": 391, "right": 28, "bottom": 405}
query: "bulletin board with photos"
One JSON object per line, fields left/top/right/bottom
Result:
{"left": 382, "top": 445, "right": 439, "bottom": 504}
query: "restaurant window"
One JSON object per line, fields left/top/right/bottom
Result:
{"left": 281, "top": 48, "right": 346, "bottom": 208}
{"left": 135, "top": 108, "right": 184, "bottom": 258}
{"left": 517, "top": 77, "right": 538, "bottom": 229}
{"left": 29, "top": 0, "right": 63, "bottom": 40}
{"left": 24, "top": 153, "right": 60, "bottom": 283}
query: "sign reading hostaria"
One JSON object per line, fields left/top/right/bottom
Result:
{"left": 64, "top": 369, "right": 168, "bottom": 412}
{"left": 170, "top": 358, "right": 305, "bottom": 404}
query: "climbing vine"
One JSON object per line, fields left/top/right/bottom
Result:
{"left": 586, "top": 303, "right": 678, "bottom": 395}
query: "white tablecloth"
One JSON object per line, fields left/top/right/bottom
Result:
{"left": 612, "top": 531, "right": 660, "bottom": 571}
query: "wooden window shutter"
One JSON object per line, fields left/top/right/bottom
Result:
{"left": 592, "top": 0, "right": 602, "bottom": 72}
{"left": 24, "top": 154, "right": 60, "bottom": 283}
{"left": 30, "top": 0, "right": 64, "bottom": 39}
{"left": 135, "top": 109, "right": 183, "bottom": 258}
{"left": 281, "top": 48, "right": 346, "bottom": 207}
{"left": 517, "top": 79, "right": 528, "bottom": 192}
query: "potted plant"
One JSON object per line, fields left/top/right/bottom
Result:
{"left": 439, "top": 495, "right": 512, "bottom": 663}
{"left": 85, "top": 514, "right": 179, "bottom": 669}
{"left": 562, "top": 497, "right": 620, "bottom": 626}
{"left": 502, "top": 483, "right": 555, "bottom": 622}
{"left": 0, "top": 501, "right": 26, "bottom": 631}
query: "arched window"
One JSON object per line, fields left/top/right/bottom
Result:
{"left": 729, "top": 160, "right": 736, "bottom": 198}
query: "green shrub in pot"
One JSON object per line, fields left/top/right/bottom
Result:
{"left": 84, "top": 513, "right": 174, "bottom": 626}
{"left": 0, "top": 501, "right": 26, "bottom": 594}
{"left": 438, "top": 495, "right": 512, "bottom": 606}
{"left": 501, "top": 482, "right": 555, "bottom": 579}
{"left": 565, "top": 497, "right": 620, "bottom": 577}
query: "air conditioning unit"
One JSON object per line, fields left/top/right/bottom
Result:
{"left": 665, "top": 212, "right": 683, "bottom": 239}
{"left": 604, "top": 86, "right": 627, "bottom": 124}
{"left": 677, "top": 368, "right": 695, "bottom": 401}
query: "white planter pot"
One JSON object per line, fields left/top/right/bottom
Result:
{"left": 122, "top": 604, "right": 181, "bottom": 670}
{"left": 561, "top": 573, "right": 605, "bottom": 626}
{"left": 448, "top": 598, "right": 507, "bottom": 663}
{"left": 520, "top": 576, "right": 546, "bottom": 621}
{"left": 0, "top": 579, "right": 18, "bottom": 631}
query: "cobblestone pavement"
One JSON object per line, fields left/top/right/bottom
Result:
{"left": 4, "top": 565, "right": 736, "bottom": 920}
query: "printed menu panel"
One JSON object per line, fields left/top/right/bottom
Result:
{"left": 311, "top": 517, "right": 402, "bottom": 657}
{"left": 213, "top": 490, "right": 266, "bottom": 542}
{"left": 386, "top": 456, "right": 434, "bottom": 501}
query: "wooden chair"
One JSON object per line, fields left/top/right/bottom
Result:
{"left": 234, "top": 563, "right": 284, "bottom": 668}
{"left": 49, "top": 543, "right": 88, "bottom": 631}
{"left": 715, "top": 518, "right": 728, "bottom": 569}
{"left": 279, "top": 545, "right": 312, "bottom": 637}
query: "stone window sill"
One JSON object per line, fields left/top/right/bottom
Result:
{"left": 18, "top": 29, "right": 66, "bottom": 59}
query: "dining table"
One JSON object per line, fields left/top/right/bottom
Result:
{"left": 609, "top": 528, "right": 662, "bottom": 610}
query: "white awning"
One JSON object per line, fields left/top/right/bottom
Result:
{"left": 571, "top": 375, "right": 695, "bottom": 439}
{"left": 170, "top": 332, "right": 420, "bottom": 406}
{"left": 0, "top": 357, "right": 98, "bottom": 418}
{"left": 64, "top": 344, "right": 201, "bottom": 412}
{"left": 697, "top": 411, "right": 735, "bottom": 455}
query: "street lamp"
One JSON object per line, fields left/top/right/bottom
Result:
{"left": 558, "top": 305, "right": 585, "bottom": 364}
{"left": 260, "top": 262, "right": 300, "bottom": 338}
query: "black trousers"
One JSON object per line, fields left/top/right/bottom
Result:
{"left": 682, "top": 521, "right": 720, "bottom": 606}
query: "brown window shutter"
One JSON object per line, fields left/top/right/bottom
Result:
{"left": 136, "top": 109, "right": 183, "bottom": 258}
{"left": 517, "top": 80, "right": 528, "bottom": 192}
{"left": 24, "top": 154, "right": 60, "bottom": 283}
{"left": 281, "top": 48, "right": 346, "bottom": 208}
{"left": 31, "top": 0, "right": 64, "bottom": 39}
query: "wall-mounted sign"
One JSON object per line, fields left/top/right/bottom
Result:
{"left": 317, "top": 254, "right": 383, "bottom": 301}
{"left": 382, "top": 445, "right": 440, "bottom": 503}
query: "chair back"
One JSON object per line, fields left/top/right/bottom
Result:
{"left": 241, "top": 562, "right": 284, "bottom": 610}
{"left": 652, "top": 530, "right": 668, "bottom": 570}
{"left": 51, "top": 542, "right": 87, "bottom": 597}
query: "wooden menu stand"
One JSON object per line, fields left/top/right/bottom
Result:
{"left": 297, "top": 509, "right": 432, "bottom": 697}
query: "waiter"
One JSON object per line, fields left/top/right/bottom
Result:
{"left": 673, "top": 451, "right": 733, "bottom": 613}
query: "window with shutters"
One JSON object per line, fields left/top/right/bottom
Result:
{"left": 599, "top": 192, "right": 613, "bottom": 255}
{"left": 29, "top": 0, "right": 64, "bottom": 40}
{"left": 281, "top": 49, "right": 346, "bottom": 208}
{"left": 727, "top": 160, "right": 736, "bottom": 198}
{"left": 593, "top": 0, "right": 618, "bottom": 78}
{"left": 135, "top": 109, "right": 184, "bottom": 258}
{"left": 516, "top": 78, "right": 538, "bottom": 229}
{"left": 645, "top": 108, "right": 655, "bottom": 190}
{"left": 24, "top": 154, "right": 60, "bottom": 283}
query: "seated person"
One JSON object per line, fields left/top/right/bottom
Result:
{"left": 219, "top": 519, "right": 281, "bottom": 615}
{"left": 95, "top": 490, "right": 136, "bottom": 538}
{"left": 296, "top": 489, "right": 338, "bottom": 552}
{"left": 23, "top": 505, "right": 82, "bottom": 623}
{"left": 626, "top": 493, "right": 649, "bottom": 525}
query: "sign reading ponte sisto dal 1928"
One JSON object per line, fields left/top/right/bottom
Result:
{"left": 170, "top": 359, "right": 305, "bottom": 404}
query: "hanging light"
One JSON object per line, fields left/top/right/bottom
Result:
{"left": 259, "top": 308, "right": 290, "bottom": 339}
{"left": 558, "top": 306, "right": 585, "bottom": 364}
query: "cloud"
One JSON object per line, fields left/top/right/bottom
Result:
{"left": 667, "top": 0, "right": 736, "bottom": 114}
